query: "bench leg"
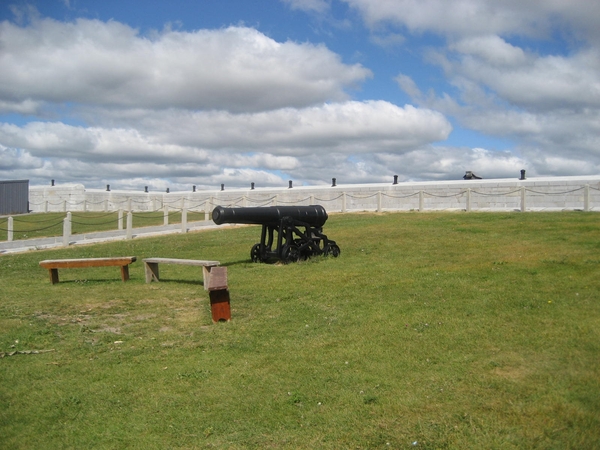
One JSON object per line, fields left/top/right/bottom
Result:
{"left": 48, "top": 268, "right": 59, "bottom": 284}
{"left": 120, "top": 265, "right": 130, "bottom": 282}
{"left": 209, "top": 289, "right": 231, "bottom": 322}
{"left": 203, "top": 266, "right": 215, "bottom": 291}
{"left": 145, "top": 262, "right": 159, "bottom": 283}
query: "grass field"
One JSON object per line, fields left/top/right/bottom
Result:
{"left": 1, "top": 211, "right": 599, "bottom": 449}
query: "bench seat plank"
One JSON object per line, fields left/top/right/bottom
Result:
{"left": 40, "top": 257, "right": 137, "bottom": 269}
{"left": 142, "top": 258, "right": 220, "bottom": 266}
{"left": 39, "top": 257, "right": 137, "bottom": 284}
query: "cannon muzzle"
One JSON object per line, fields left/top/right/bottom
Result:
{"left": 212, "top": 205, "right": 328, "bottom": 227}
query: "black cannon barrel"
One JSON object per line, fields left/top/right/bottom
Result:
{"left": 212, "top": 205, "right": 328, "bottom": 227}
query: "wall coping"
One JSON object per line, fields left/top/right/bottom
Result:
{"left": 29, "top": 175, "right": 600, "bottom": 196}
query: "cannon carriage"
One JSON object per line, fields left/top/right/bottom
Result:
{"left": 212, "top": 205, "right": 340, "bottom": 263}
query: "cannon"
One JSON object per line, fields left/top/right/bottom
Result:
{"left": 212, "top": 205, "right": 340, "bottom": 263}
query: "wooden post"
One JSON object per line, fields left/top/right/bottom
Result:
{"left": 126, "top": 211, "right": 133, "bottom": 239}
{"left": 49, "top": 268, "right": 59, "bottom": 284}
{"left": 181, "top": 207, "right": 187, "bottom": 233}
{"left": 377, "top": 191, "right": 382, "bottom": 212}
{"left": 63, "top": 212, "right": 71, "bottom": 247}
{"left": 163, "top": 205, "right": 169, "bottom": 226}
{"left": 120, "top": 265, "right": 131, "bottom": 282}
{"left": 466, "top": 188, "right": 472, "bottom": 212}
{"left": 145, "top": 261, "right": 159, "bottom": 283}
{"left": 207, "top": 266, "right": 231, "bottom": 322}
{"left": 342, "top": 192, "right": 347, "bottom": 213}
{"left": 584, "top": 184, "right": 590, "bottom": 211}
{"left": 205, "top": 200, "right": 210, "bottom": 221}
{"left": 521, "top": 187, "right": 526, "bottom": 212}
{"left": 419, "top": 191, "right": 424, "bottom": 212}
{"left": 118, "top": 209, "right": 124, "bottom": 230}
{"left": 7, "top": 216, "right": 13, "bottom": 242}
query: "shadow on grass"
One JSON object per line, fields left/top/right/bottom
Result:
{"left": 51, "top": 279, "right": 132, "bottom": 285}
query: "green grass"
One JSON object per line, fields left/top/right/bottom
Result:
{"left": 0, "top": 211, "right": 207, "bottom": 241}
{"left": 1, "top": 212, "right": 599, "bottom": 449}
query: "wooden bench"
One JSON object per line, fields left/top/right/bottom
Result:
{"left": 39, "top": 257, "right": 137, "bottom": 284}
{"left": 142, "top": 258, "right": 220, "bottom": 289}
{"left": 143, "top": 258, "right": 229, "bottom": 322}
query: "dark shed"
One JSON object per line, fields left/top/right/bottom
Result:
{"left": 0, "top": 180, "right": 29, "bottom": 215}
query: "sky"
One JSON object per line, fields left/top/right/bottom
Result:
{"left": 1, "top": 0, "right": 599, "bottom": 191}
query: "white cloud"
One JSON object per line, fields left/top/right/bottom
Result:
{"left": 444, "top": 42, "right": 600, "bottom": 111}
{"left": 281, "top": 0, "right": 330, "bottom": 14}
{"left": 343, "top": 0, "right": 600, "bottom": 42}
{"left": 450, "top": 35, "right": 527, "bottom": 67}
{"left": 0, "top": 100, "right": 452, "bottom": 187}
{"left": 0, "top": 19, "right": 370, "bottom": 113}
{"left": 370, "top": 146, "right": 527, "bottom": 180}
{"left": 69, "top": 100, "right": 452, "bottom": 155}
{"left": 395, "top": 74, "right": 422, "bottom": 100}
{"left": 366, "top": 2, "right": 600, "bottom": 176}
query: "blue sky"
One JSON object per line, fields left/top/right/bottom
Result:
{"left": 1, "top": 0, "right": 599, "bottom": 190}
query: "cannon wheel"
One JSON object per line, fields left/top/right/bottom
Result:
{"left": 282, "top": 244, "right": 300, "bottom": 264}
{"left": 250, "top": 243, "right": 263, "bottom": 263}
{"left": 293, "top": 238, "right": 311, "bottom": 260}
{"left": 324, "top": 244, "right": 341, "bottom": 258}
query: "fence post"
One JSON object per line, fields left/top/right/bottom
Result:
{"left": 242, "top": 196, "right": 247, "bottom": 207}
{"left": 521, "top": 187, "right": 526, "bottom": 212}
{"left": 63, "top": 200, "right": 67, "bottom": 212}
{"left": 7, "top": 217, "right": 13, "bottom": 242}
{"left": 466, "top": 188, "right": 472, "bottom": 212}
{"left": 44, "top": 201, "right": 48, "bottom": 213}
{"left": 205, "top": 200, "right": 210, "bottom": 221}
{"left": 63, "top": 212, "right": 71, "bottom": 247}
{"left": 126, "top": 211, "right": 133, "bottom": 239}
{"left": 118, "top": 209, "right": 124, "bottom": 230}
{"left": 377, "top": 191, "right": 382, "bottom": 212}
{"left": 83, "top": 200, "right": 87, "bottom": 212}
{"left": 310, "top": 194, "right": 315, "bottom": 205}
{"left": 164, "top": 205, "right": 169, "bottom": 226}
{"left": 419, "top": 191, "right": 424, "bottom": 212}
{"left": 342, "top": 192, "right": 347, "bottom": 213}
{"left": 584, "top": 184, "right": 590, "bottom": 211}
{"left": 182, "top": 207, "right": 188, "bottom": 233}
{"left": 104, "top": 199, "right": 108, "bottom": 212}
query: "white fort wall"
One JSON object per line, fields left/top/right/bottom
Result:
{"left": 28, "top": 175, "right": 600, "bottom": 214}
